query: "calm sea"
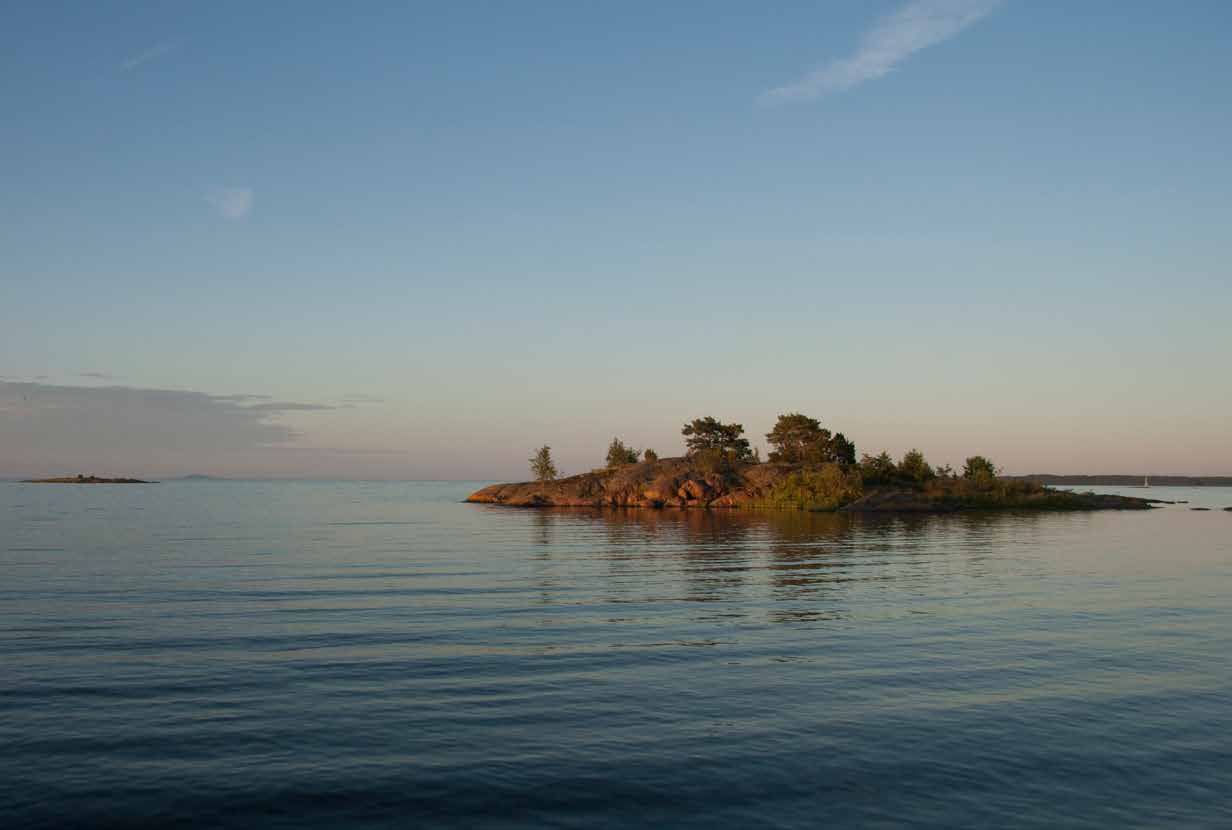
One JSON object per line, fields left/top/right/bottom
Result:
{"left": 2, "top": 481, "right": 1231, "bottom": 828}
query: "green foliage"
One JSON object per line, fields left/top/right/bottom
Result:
{"left": 858, "top": 451, "right": 898, "bottom": 485}
{"left": 529, "top": 445, "right": 557, "bottom": 483}
{"left": 605, "top": 437, "right": 640, "bottom": 468}
{"left": 898, "top": 448, "right": 935, "bottom": 483}
{"left": 766, "top": 412, "right": 828, "bottom": 462}
{"left": 924, "top": 475, "right": 1056, "bottom": 507}
{"left": 963, "top": 455, "right": 1000, "bottom": 481}
{"left": 761, "top": 463, "right": 864, "bottom": 511}
{"left": 691, "top": 447, "right": 737, "bottom": 479}
{"left": 764, "top": 413, "right": 857, "bottom": 467}
{"left": 829, "top": 432, "right": 857, "bottom": 467}
{"left": 642, "top": 448, "right": 658, "bottom": 463}
{"left": 682, "top": 416, "right": 753, "bottom": 462}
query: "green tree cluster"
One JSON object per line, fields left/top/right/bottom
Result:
{"left": 963, "top": 456, "right": 999, "bottom": 482}
{"left": 642, "top": 448, "right": 658, "bottom": 462}
{"left": 682, "top": 417, "right": 754, "bottom": 462}
{"left": 829, "top": 434, "right": 857, "bottom": 467}
{"left": 897, "top": 448, "right": 934, "bottom": 483}
{"left": 857, "top": 449, "right": 999, "bottom": 488}
{"left": 858, "top": 451, "right": 898, "bottom": 484}
{"left": 605, "top": 437, "right": 640, "bottom": 468}
{"left": 764, "top": 412, "right": 856, "bottom": 467}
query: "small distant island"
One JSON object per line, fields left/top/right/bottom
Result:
{"left": 469, "top": 414, "right": 1159, "bottom": 513}
{"left": 23, "top": 475, "right": 155, "bottom": 484}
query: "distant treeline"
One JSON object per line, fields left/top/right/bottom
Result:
{"left": 1010, "top": 475, "right": 1232, "bottom": 487}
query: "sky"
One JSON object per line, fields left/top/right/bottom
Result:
{"left": 2, "top": 0, "right": 1230, "bottom": 480}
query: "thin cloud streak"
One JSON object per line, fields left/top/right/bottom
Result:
{"left": 761, "top": 0, "right": 1003, "bottom": 104}
{"left": 243, "top": 402, "right": 336, "bottom": 413}
{"left": 122, "top": 41, "right": 176, "bottom": 71}
{"left": 206, "top": 187, "right": 254, "bottom": 220}
{"left": 213, "top": 393, "right": 274, "bottom": 402}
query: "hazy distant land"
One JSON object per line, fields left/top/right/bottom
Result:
{"left": 23, "top": 475, "right": 155, "bottom": 484}
{"left": 1012, "top": 475, "right": 1232, "bottom": 487}
{"left": 17, "top": 474, "right": 224, "bottom": 483}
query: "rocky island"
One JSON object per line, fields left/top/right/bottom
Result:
{"left": 24, "top": 475, "right": 155, "bottom": 484}
{"left": 469, "top": 414, "right": 1157, "bottom": 513}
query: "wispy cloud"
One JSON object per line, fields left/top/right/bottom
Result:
{"left": 761, "top": 0, "right": 1003, "bottom": 104}
{"left": 122, "top": 41, "right": 177, "bottom": 71}
{"left": 0, "top": 381, "right": 331, "bottom": 453}
{"left": 206, "top": 187, "right": 254, "bottom": 220}
{"left": 243, "top": 402, "right": 336, "bottom": 413}
{"left": 213, "top": 393, "right": 274, "bottom": 403}
{"left": 0, "top": 381, "right": 405, "bottom": 478}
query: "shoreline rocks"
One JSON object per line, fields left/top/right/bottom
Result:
{"left": 467, "top": 457, "right": 1156, "bottom": 513}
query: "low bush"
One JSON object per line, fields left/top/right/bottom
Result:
{"left": 692, "top": 447, "right": 740, "bottom": 480}
{"left": 924, "top": 476, "right": 1050, "bottom": 506}
{"left": 761, "top": 463, "right": 864, "bottom": 511}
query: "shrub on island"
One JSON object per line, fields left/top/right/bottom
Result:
{"left": 761, "top": 463, "right": 864, "bottom": 511}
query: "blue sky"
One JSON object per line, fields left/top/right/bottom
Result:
{"left": 2, "top": 1, "right": 1230, "bottom": 478}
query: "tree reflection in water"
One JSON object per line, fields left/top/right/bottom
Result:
{"left": 519, "top": 507, "right": 1065, "bottom": 625}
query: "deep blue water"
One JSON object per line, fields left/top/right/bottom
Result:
{"left": 2, "top": 481, "right": 1231, "bottom": 828}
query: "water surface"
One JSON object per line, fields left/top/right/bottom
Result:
{"left": 2, "top": 482, "right": 1230, "bottom": 828}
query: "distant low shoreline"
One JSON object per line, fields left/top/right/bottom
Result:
{"left": 1011, "top": 475, "right": 1232, "bottom": 487}
{"left": 22, "top": 476, "right": 155, "bottom": 484}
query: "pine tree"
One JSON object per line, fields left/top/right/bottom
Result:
{"left": 529, "top": 446, "right": 558, "bottom": 482}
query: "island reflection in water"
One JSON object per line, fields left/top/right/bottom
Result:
{"left": 518, "top": 506, "right": 1067, "bottom": 622}
{"left": 3, "top": 481, "right": 1230, "bottom": 828}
